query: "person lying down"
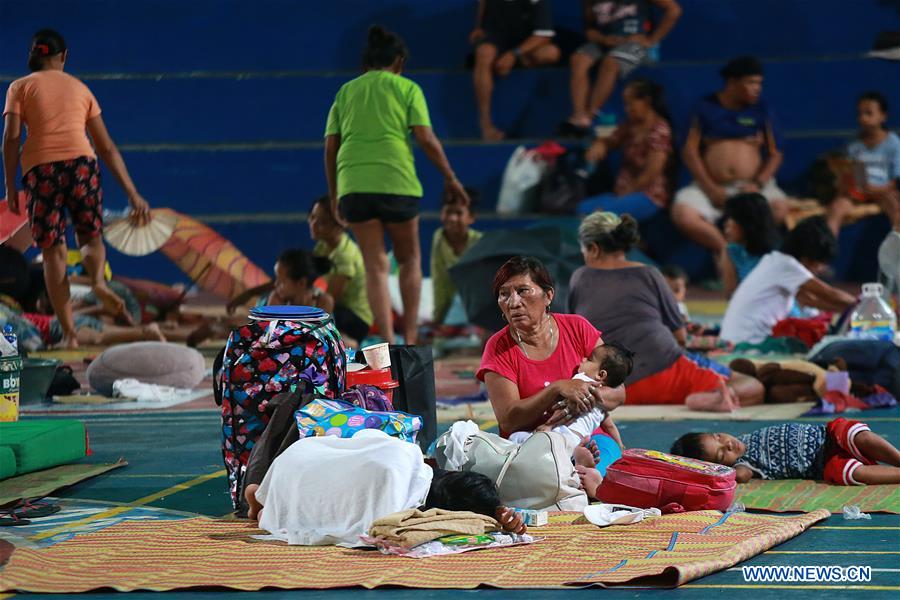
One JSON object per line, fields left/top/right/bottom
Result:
{"left": 509, "top": 343, "right": 632, "bottom": 494}
{"left": 671, "top": 417, "right": 900, "bottom": 485}
{"left": 244, "top": 429, "right": 526, "bottom": 546}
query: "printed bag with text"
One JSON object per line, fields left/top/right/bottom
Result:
{"left": 597, "top": 448, "right": 736, "bottom": 512}
{"left": 295, "top": 398, "right": 422, "bottom": 443}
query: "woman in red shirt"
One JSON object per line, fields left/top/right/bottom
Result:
{"left": 476, "top": 256, "right": 625, "bottom": 476}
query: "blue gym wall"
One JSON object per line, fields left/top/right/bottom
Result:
{"left": 2, "top": 0, "right": 897, "bottom": 284}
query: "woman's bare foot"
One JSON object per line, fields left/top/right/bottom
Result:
{"left": 480, "top": 123, "right": 505, "bottom": 142}
{"left": 245, "top": 484, "right": 262, "bottom": 521}
{"left": 142, "top": 323, "right": 167, "bottom": 342}
{"left": 686, "top": 380, "right": 739, "bottom": 413}
{"left": 93, "top": 283, "right": 133, "bottom": 325}
{"left": 573, "top": 437, "right": 600, "bottom": 468}
{"left": 575, "top": 464, "right": 603, "bottom": 500}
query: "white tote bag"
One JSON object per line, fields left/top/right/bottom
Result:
{"left": 496, "top": 146, "right": 545, "bottom": 215}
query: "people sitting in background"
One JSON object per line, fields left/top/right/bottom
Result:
{"left": 561, "top": 0, "right": 682, "bottom": 137}
{"left": 671, "top": 418, "right": 900, "bottom": 485}
{"left": 569, "top": 211, "right": 764, "bottom": 411}
{"left": 673, "top": 56, "right": 788, "bottom": 258}
{"left": 431, "top": 187, "right": 483, "bottom": 326}
{"left": 659, "top": 264, "right": 690, "bottom": 323}
{"left": 718, "top": 192, "right": 780, "bottom": 297}
{"left": 244, "top": 429, "right": 526, "bottom": 545}
{"left": 847, "top": 91, "right": 900, "bottom": 225}
{"left": 719, "top": 216, "right": 857, "bottom": 346}
{"left": 470, "top": 0, "right": 561, "bottom": 141}
{"left": 229, "top": 248, "right": 334, "bottom": 313}
{"left": 309, "top": 195, "right": 372, "bottom": 346}
{"left": 578, "top": 78, "right": 675, "bottom": 222}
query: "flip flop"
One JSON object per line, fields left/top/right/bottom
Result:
{"left": 0, "top": 515, "right": 31, "bottom": 526}
{"left": 1, "top": 501, "right": 61, "bottom": 519}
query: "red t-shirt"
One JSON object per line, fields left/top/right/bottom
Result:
{"left": 477, "top": 313, "right": 601, "bottom": 435}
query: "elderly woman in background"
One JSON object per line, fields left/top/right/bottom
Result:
{"left": 477, "top": 256, "right": 625, "bottom": 475}
{"left": 569, "top": 211, "right": 764, "bottom": 411}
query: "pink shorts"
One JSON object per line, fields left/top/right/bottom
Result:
{"left": 822, "top": 418, "right": 876, "bottom": 486}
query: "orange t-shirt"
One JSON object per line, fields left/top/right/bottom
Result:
{"left": 3, "top": 70, "right": 101, "bottom": 175}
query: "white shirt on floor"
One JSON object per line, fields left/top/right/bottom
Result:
{"left": 509, "top": 373, "right": 607, "bottom": 448}
{"left": 255, "top": 429, "right": 433, "bottom": 546}
{"left": 720, "top": 251, "right": 814, "bottom": 345}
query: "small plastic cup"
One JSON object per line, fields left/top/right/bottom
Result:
{"left": 361, "top": 343, "right": 391, "bottom": 370}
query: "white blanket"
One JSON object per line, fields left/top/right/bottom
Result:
{"left": 255, "top": 429, "right": 433, "bottom": 546}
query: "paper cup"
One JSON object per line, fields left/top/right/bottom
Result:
{"left": 361, "top": 343, "right": 391, "bottom": 370}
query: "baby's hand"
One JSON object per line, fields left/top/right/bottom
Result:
{"left": 496, "top": 506, "right": 527, "bottom": 535}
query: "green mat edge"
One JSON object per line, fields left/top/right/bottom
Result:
{"left": 0, "top": 458, "right": 128, "bottom": 506}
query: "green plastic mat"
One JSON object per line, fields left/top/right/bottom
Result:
{"left": 736, "top": 478, "right": 900, "bottom": 514}
{"left": 0, "top": 459, "right": 127, "bottom": 506}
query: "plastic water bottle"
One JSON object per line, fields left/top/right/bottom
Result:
{"left": 0, "top": 325, "right": 16, "bottom": 357}
{"left": 849, "top": 283, "right": 897, "bottom": 342}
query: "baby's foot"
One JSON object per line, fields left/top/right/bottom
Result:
{"left": 575, "top": 464, "right": 603, "bottom": 500}
{"left": 573, "top": 445, "right": 597, "bottom": 468}
{"left": 581, "top": 437, "right": 600, "bottom": 464}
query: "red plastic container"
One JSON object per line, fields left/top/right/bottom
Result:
{"left": 346, "top": 367, "right": 400, "bottom": 401}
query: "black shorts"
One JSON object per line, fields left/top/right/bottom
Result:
{"left": 333, "top": 304, "right": 371, "bottom": 342}
{"left": 340, "top": 193, "right": 419, "bottom": 224}
{"left": 477, "top": 29, "right": 530, "bottom": 54}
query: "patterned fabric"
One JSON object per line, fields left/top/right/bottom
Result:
{"left": 737, "top": 477, "right": 900, "bottom": 513}
{"left": 341, "top": 384, "right": 393, "bottom": 412}
{"left": 295, "top": 399, "right": 422, "bottom": 444}
{"left": 736, "top": 423, "right": 827, "bottom": 480}
{"left": 220, "top": 318, "right": 347, "bottom": 508}
{"left": 608, "top": 119, "right": 673, "bottom": 207}
{"left": 0, "top": 510, "right": 829, "bottom": 592}
{"left": 23, "top": 157, "right": 103, "bottom": 248}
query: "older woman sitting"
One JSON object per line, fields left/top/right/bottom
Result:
{"left": 569, "top": 212, "right": 764, "bottom": 411}
{"left": 477, "top": 256, "right": 626, "bottom": 477}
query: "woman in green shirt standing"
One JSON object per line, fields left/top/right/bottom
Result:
{"left": 325, "top": 25, "right": 469, "bottom": 344}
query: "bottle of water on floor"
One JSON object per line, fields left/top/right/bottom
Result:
{"left": 848, "top": 283, "right": 897, "bottom": 343}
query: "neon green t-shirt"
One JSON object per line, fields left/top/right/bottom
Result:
{"left": 325, "top": 70, "right": 431, "bottom": 198}
{"left": 430, "top": 227, "right": 483, "bottom": 324}
{"left": 314, "top": 233, "right": 373, "bottom": 327}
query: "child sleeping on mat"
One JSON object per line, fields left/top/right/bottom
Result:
{"left": 670, "top": 418, "right": 900, "bottom": 485}
{"left": 509, "top": 343, "right": 633, "bottom": 495}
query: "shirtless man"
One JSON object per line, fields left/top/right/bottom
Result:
{"left": 673, "top": 56, "right": 788, "bottom": 256}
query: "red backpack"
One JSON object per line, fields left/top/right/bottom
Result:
{"left": 597, "top": 449, "right": 736, "bottom": 512}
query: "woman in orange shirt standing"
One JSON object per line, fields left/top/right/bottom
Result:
{"left": 3, "top": 29, "right": 150, "bottom": 348}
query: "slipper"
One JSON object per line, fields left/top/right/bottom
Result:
{"left": 0, "top": 515, "right": 31, "bottom": 526}
{"left": 1, "top": 502, "right": 61, "bottom": 519}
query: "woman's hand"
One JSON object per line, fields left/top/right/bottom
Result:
{"left": 6, "top": 188, "right": 19, "bottom": 214}
{"left": 128, "top": 192, "right": 151, "bottom": 226}
{"left": 444, "top": 176, "right": 470, "bottom": 206}
{"left": 495, "top": 506, "right": 527, "bottom": 535}
{"left": 329, "top": 195, "right": 348, "bottom": 228}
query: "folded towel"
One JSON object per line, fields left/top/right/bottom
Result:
{"left": 367, "top": 508, "right": 498, "bottom": 548}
